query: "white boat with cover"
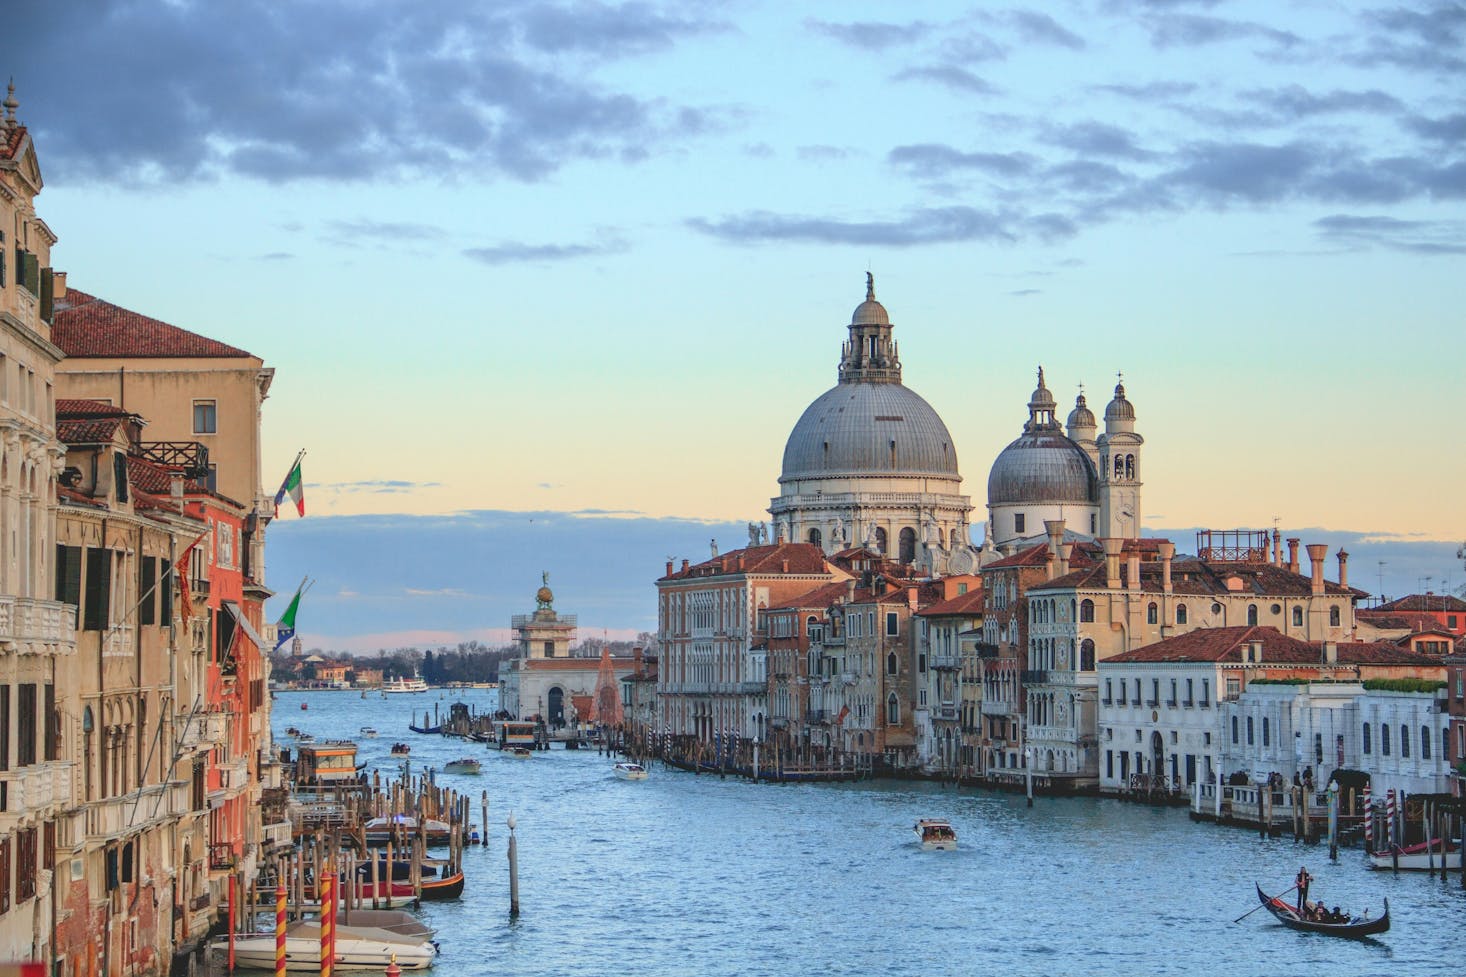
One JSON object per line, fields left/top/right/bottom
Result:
{"left": 914, "top": 818, "right": 957, "bottom": 851}
{"left": 613, "top": 762, "right": 649, "bottom": 781}
{"left": 212, "top": 921, "right": 437, "bottom": 971}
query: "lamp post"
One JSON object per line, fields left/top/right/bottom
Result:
{"left": 753, "top": 736, "right": 761, "bottom": 783}
{"left": 506, "top": 811, "right": 520, "bottom": 917}
{"left": 1025, "top": 747, "right": 1033, "bottom": 808}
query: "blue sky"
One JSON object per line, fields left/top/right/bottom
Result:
{"left": 4, "top": 1, "right": 1462, "bottom": 647}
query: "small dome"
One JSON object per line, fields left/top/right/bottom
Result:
{"left": 1105, "top": 381, "right": 1135, "bottom": 422}
{"left": 781, "top": 382, "right": 958, "bottom": 481}
{"left": 852, "top": 272, "right": 889, "bottom": 326}
{"left": 987, "top": 432, "right": 1098, "bottom": 505}
{"left": 1067, "top": 392, "right": 1096, "bottom": 430}
{"left": 1028, "top": 366, "right": 1056, "bottom": 411}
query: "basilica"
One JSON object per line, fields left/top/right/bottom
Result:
{"left": 768, "top": 275, "right": 1145, "bottom": 564}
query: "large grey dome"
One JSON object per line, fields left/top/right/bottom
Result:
{"left": 987, "top": 432, "right": 1098, "bottom": 505}
{"left": 781, "top": 382, "right": 959, "bottom": 481}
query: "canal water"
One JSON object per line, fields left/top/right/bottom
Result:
{"left": 269, "top": 689, "right": 1466, "bottom": 977}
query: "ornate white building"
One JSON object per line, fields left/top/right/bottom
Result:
{"left": 769, "top": 275, "right": 977, "bottom": 574}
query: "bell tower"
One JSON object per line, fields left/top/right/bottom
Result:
{"left": 837, "top": 273, "right": 901, "bottom": 384}
{"left": 1097, "top": 376, "right": 1143, "bottom": 540}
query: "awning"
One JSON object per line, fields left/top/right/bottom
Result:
{"left": 222, "top": 600, "right": 268, "bottom": 651}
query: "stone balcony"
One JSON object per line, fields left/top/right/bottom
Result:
{"left": 981, "top": 699, "right": 1014, "bottom": 716}
{"left": 0, "top": 762, "right": 74, "bottom": 819}
{"left": 0, "top": 596, "right": 77, "bottom": 651}
{"left": 86, "top": 780, "right": 192, "bottom": 841}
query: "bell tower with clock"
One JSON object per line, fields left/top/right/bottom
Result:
{"left": 1097, "top": 377, "right": 1143, "bottom": 540}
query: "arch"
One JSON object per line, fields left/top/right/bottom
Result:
{"left": 547, "top": 686, "right": 566, "bottom": 726}
{"left": 1079, "top": 639, "right": 1095, "bottom": 671}
{"left": 1329, "top": 606, "right": 1341, "bottom": 627}
{"left": 1176, "top": 604, "right": 1188, "bottom": 625}
{"left": 1150, "top": 731, "right": 1164, "bottom": 778}
{"left": 1079, "top": 599, "right": 1094, "bottom": 623}
{"left": 1247, "top": 604, "right": 1258, "bottom": 626}
{"left": 1146, "top": 602, "right": 1158, "bottom": 625}
{"left": 807, "top": 527, "right": 822, "bottom": 547}
{"left": 898, "top": 527, "right": 916, "bottom": 563}
{"left": 873, "top": 527, "right": 888, "bottom": 554}
{"left": 886, "top": 652, "right": 898, "bottom": 676}
{"left": 1125, "top": 454, "right": 1135, "bottom": 479}
{"left": 1400, "top": 724, "right": 1409, "bottom": 759}
{"left": 1292, "top": 606, "right": 1303, "bottom": 627}
{"left": 1381, "top": 723, "right": 1390, "bottom": 756}
{"left": 885, "top": 693, "right": 899, "bottom": 725}
{"left": 1246, "top": 716, "right": 1254, "bottom": 746}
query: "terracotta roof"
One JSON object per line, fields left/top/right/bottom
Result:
{"left": 1031, "top": 557, "right": 1361, "bottom": 598}
{"left": 767, "top": 581, "right": 853, "bottom": 612}
{"left": 984, "top": 540, "right": 1104, "bottom": 571}
{"left": 917, "top": 590, "right": 986, "bottom": 617}
{"left": 57, "top": 485, "right": 104, "bottom": 509}
{"left": 57, "top": 417, "right": 124, "bottom": 444}
{"left": 126, "top": 454, "right": 180, "bottom": 495}
{"left": 1105, "top": 626, "right": 1441, "bottom": 667}
{"left": 1373, "top": 594, "right": 1466, "bottom": 613}
{"left": 51, "top": 288, "right": 254, "bottom": 359}
{"left": 1, "top": 125, "right": 25, "bottom": 161}
{"left": 56, "top": 398, "right": 129, "bottom": 419}
{"left": 661, "top": 543, "right": 830, "bottom": 581}
{"left": 1357, "top": 612, "right": 1439, "bottom": 632}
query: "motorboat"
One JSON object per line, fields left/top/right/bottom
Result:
{"left": 443, "top": 758, "right": 482, "bottom": 775}
{"left": 509, "top": 747, "right": 533, "bottom": 759}
{"left": 389, "top": 743, "right": 410, "bottom": 757}
{"left": 914, "top": 819, "right": 957, "bottom": 851}
{"left": 384, "top": 677, "right": 430, "bottom": 694}
{"left": 359, "top": 726, "right": 378, "bottom": 738}
{"left": 1367, "top": 839, "right": 1463, "bottom": 871}
{"left": 613, "top": 762, "right": 649, "bottom": 781}
{"left": 1254, "top": 884, "right": 1390, "bottom": 937}
{"left": 212, "top": 920, "right": 437, "bottom": 971}
{"left": 362, "top": 814, "right": 453, "bottom": 846}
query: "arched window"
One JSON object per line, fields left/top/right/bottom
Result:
{"left": 1176, "top": 604, "right": 1188, "bottom": 625}
{"left": 1381, "top": 724, "right": 1391, "bottom": 756}
{"left": 874, "top": 526, "right": 888, "bottom": 554}
{"left": 1246, "top": 716, "right": 1254, "bottom": 746}
{"left": 1362, "top": 723, "right": 1371, "bottom": 754}
{"left": 1147, "top": 602, "right": 1158, "bottom": 624}
{"left": 1247, "top": 604, "right": 1258, "bottom": 626}
{"left": 1231, "top": 716, "right": 1239, "bottom": 744}
{"left": 1124, "top": 455, "right": 1135, "bottom": 479}
{"left": 886, "top": 652, "right": 898, "bottom": 676}
{"left": 898, "top": 527, "right": 917, "bottom": 564}
{"left": 1400, "top": 725, "right": 1410, "bottom": 758}
{"left": 1291, "top": 606, "right": 1303, "bottom": 627}
{"left": 1262, "top": 717, "right": 1269, "bottom": 747}
{"left": 1080, "top": 599, "right": 1094, "bottom": 623}
{"left": 808, "top": 528, "right": 822, "bottom": 547}
{"left": 886, "top": 693, "right": 900, "bottom": 725}
{"left": 1422, "top": 726, "right": 1431, "bottom": 760}
{"left": 1079, "top": 639, "right": 1095, "bottom": 671}
{"left": 1329, "top": 606, "right": 1340, "bottom": 627}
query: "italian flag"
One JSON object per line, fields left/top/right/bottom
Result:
{"left": 274, "top": 457, "right": 304, "bottom": 517}
{"left": 274, "top": 581, "right": 305, "bottom": 651}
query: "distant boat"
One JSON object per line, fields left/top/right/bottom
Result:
{"left": 613, "top": 762, "right": 649, "bottom": 781}
{"left": 390, "top": 743, "right": 411, "bottom": 757}
{"left": 509, "top": 747, "right": 533, "bottom": 759}
{"left": 444, "top": 758, "right": 482, "bottom": 775}
{"left": 300, "top": 701, "right": 308, "bottom": 710}
{"left": 384, "top": 677, "right": 430, "bottom": 694}
{"left": 914, "top": 819, "right": 957, "bottom": 851}
{"left": 359, "top": 727, "right": 378, "bottom": 738}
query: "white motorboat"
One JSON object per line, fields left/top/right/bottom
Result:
{"left": 383, "top": 677, "right": 429, "bottom": 694}
{"left": 359, "top": 726, "right": 377, "bottom": 738}
{"left": 1368, "top": 840, "right": 1462, "bottom": 870}
{"left": 212, "top": 922, "right": 437, "bottom": 971}
{"left": 613, "top": 762, "right": 649, "bottom": 781}
{"left": 914, "top": 818, "right": 957, "bottom": 851}
{"left": 509, "top": 747, "right": 533, "bottom": 759}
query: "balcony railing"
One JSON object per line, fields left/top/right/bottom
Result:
{"left": 1020, "top": 670, "right": 1048, "bottom": 685}
{"left": 0, "top": 762, "right": 74, "bottom": 816}
{"left": 980, "top": 699, "right": 1012, "bottom": 716}
{"left": 930, "top": 656, "right": 961, "bottom": 671}
{"left": 86, "top": 781, "right": 191, "bottom": 840}
{"left": 0, "top": 596, "right": 78, "bottom": 649}
{"left": 134, "top": 441, "right": 211, "bottom": 478}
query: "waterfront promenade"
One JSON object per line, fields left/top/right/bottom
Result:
{"left": 241, "top": 690, "right": 1466, "bottom": 977}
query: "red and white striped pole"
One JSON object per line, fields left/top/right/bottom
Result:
{"left": 1362, "top": 783, "right": 1372, "bottom": 850}
{"left": 1386, "top": 789, "right": 1396, "bottom": 847}
{"left": 275, "top": 883, "right": 287, "bottom": 977}
{"left": 320, "top": 872, "right": 334, "bottom": 977}
{"left": 227, "top": 874, "right": 237, "bottom": 973}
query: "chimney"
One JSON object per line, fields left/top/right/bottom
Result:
{"left": 1322, "top": 641, "right": 1338, "bottom": 665}
{"left": 1252, "top": 639, "right": 1264, "bottom": 663}
{"left": 54, "top": 270, "right": 67, "bottom": 299}
{"left": 1157, "top": 541, "right": 1175, "bottom": 594}
{"left": 846, "top": 579, "right": 857, "bottom": 601}
{"left": 775, "top": 524, "right": 786, "bottom": 544}
{"left": 169, "top": 473, "right": 185, "bottom": 501}
{"left": 736, "top": 553, "right": 745, "bottom": 572}
{"left": 1336, "top": 549, "right": 1349, "bottom": 590}
{"left": 1126, "top": 550, "right": 1141, "bottom": 592}
{"left": 1286, "top": 538, "right": 1300, "bottom": 574}
{"left": 1272, "top": 528, "right": 1283, "bottom": 567}
{"left": 1057, "top": 542, "right": 1074, "bottom": 577}
{"left": 665, "top": 560, "right": 674, "bottom": 577}
{"left": 1103, "top": 538, "right": 1124, "bottom": 590}
{"left": 780, "top": 559, "right": 789, "bottom": 573}
{"left": 1044, "top": 520, "right": 1065, "bottom": 580}
{"left": 710, "top": 539, "right": 719, "bottom": 559}
{"left": 1306, "top": 543, "right": 1327, "bottom": 595}
{"left": 680, "top": 559, "right": 689, "bottom": 573}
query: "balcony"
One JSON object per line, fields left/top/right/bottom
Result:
{"left": 0, "top": 596, "right": 77, "bottom": 650}
{"left": 86, "top": 781, "right": 191, "bottom": 840}
{"left": 0, "top": 762, "right": 74, "bottom": 817}
{"left": 973, "top": 643, "right": 1000, "bottom": 659}
{"left": 134, "top": 441, "right": 211, "bottom": 478}
{"left": 1021, "top": 670, "right": 1048, "bottom": 685}
{"left": 840, "top": 673, "right": 858, "bottom": 686}
{"left": 737, "top": 681, "right": 767, "bottom": 695}
{"left": 1145, "top": 699, "right": 1158, "bottom": 708}
{"left": 807, "top": 709, "right": 828, "bottom": 724}
{"left": 262, "top": 821, "right": 292, "bottom": 851}
{"left": 935, "top": 704, "right": 959, "bottom": 722}
{"left": 980, "top": 699, "right": 1013, "bottom": 716}
{"left": 930, "top": 655, "right": 961, "bottom": 671}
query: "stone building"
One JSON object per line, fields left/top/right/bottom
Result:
{"left": 913, "top": 584, "right": 984, "bottom": 776}
{"left": 769, "top": 276, "right": 977, "bottom": 574}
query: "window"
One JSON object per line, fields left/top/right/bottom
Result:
{"left": 140, "top": 556, "right": 157, "bottom": 626}
{"left": 0, "top": 838, "right": 9, "bottom": 914}
{"left": 885, "top": 612, "right": 898, "bottom": 636}
{"left": 1381, "top": 723, "right": 1390, "bottom": 756}
{"left": 193, "top": 399, "right": 217, "bottom": 434}
{"left": 0, "top": 686, "right": 8, "bottom": 770}
{"left": 1080, "top": 599, "right": 1094, "bottom": 623}
{"left": 44, "top": 685, "right": 57, "bottom": 762}
{"left": 1247, "top": 604, "right": 1258, "bottom": 626}
{"left": 1133, "top": 679, "right": 1140, "bottom": 704}
{"left": 1231, "top": 717, "right": 1239, "bottom": 744}
{"left": 1103, "top": 678, "right": 1112, "bottom": 705}
{"left": 1422, "top": 726, "right": 1431, "bottom": 760}
{"left": 1246, "top": 716, "right": 1254, "bottom": 746}
{"left": 1400, "top": 725, "right": 1409, "bottom": 759}
{"left": 1150, "top": 678, "right": 1159, "bottom": 705}
{"left": 886, "top": 652, "right": 898, "bottom": 675}
{"left": 55, "top": 544, "right": 82, "bottom": 624}
{"left": 1329, "top": 606, "right": 1340, "bottom": 627}
{"left": 83, "top": 547, "right": 112, "bottom": 631}
{"left": 1262, "top": 716, "right": 1269, "bottom": 747}
{"left": 886, "top": 693, "right": 900, "bottom": 725}
{"left": 808, "top": 528, "right": 822, "bottom": 547}
{"left": 1169, "top": 679, "right": 1178, "bottom": 706}
{"left": 1176, "top": 604, "right": 1188, "bottom": 625}
{"left": 15, "top": 827, "right": 36, "bottom": 903}
{"left": 1450, "top": 615, "right": 1458, "bottom": 629}
{"left": 1147, "top": 602, "right": 1157, "bottom": 624}
{"left": 1014, "top": 513, "right": 1026, "bottom": 535}
{"left": 1185, "top": 678, "right": 1194, "bottom": 706}
{"left": 1292, "top": 606, "right": 1303, "bottom": 627}
{"left": 1315, "top": 733, "right": 1323, "bottom": 766}
{"left": 1362, "top": 723, "right": 1371, "bottom": 754}
{"left": 17, "top": 684, "right": 36, "bottom": 767}
{"left": 1079, "top": 639, "right": 1094, "bottom": 671}
{"left": 1201, "top": 679, "right": 1210, "bottom": 706}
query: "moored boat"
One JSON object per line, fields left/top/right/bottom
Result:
{"left": 362, "top": 814, "right": 453, "bottom": 846}
{"left": 914, "top": 818, "right": 957, "bottom": 851}
{"left": 613, "top": 761, "right": 648, "bottom": 781}
{"left": 212, "top": 921, "right": 437, "bottom": 971}
{"left": 389, "top": 742, "right": 410, "bottom": 756}
{"left": 443, "top": 757, "right": 482, "bottom": 775}
{"left": 418, "top": 869, "right": 466, "bottom": 901}
{"left": 1253, "top": 884, "right": 1389, "bottom": 937}
{"left": 1367, "top": 840, "right": 1462, "bottom": 871}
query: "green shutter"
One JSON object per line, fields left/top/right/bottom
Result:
{"left": 140, "top": 557, "right": 157, "bottom": 626}
{"left": 55, "top": 545, "right": 82, "bottom": 625}
{"left": 20, "top": 251, "right": 39, "bottom": 296}
{"left": 83, "top": 548, "right": 112, "bottom": 632}
{"left": 40, "top": 267, "right": 53, "bottom": 322}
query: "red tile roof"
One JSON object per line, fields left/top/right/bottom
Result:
{"left": 56, "top": 398, "right": 130, "bottom": 418}
{"left": 661, "top": 543, "right": 830, "bottom": 581}
{"left": 57, "top": 417, "right": 124, "bottom": 444}
{"left": 1373, "top": 594, "right": 1466, "bottom": 613}
{"left": 126, "top": 454, "right": 180, "bottom": 495}
{"left": 917, "top": 590, "right": 986, "bottom": 617}
{"left": 1105, "top": 626, "right": 1441, "bottom": 667}
{"left": 51, "top": 288, "right": 254, "bottom": 359}
{"left": 1032, "top": 557, "right": 1361, "bottom": 598}
{"left": 1, "top": 125, "right": 25, "bottom": 161}
{"left": 984, "top": 540, "right": 1105, "bottom": 571}
{"left": 767, "top": 581, "right": 854, "bottom": 612}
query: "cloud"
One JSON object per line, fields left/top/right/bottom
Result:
{"left": 1313, "top": 214, "right": 1466, "bottom": 254}
{"left": 688, "top": 206, "right": 1047, "bottom": 246}
{"left": 1143, "top": 13, "right": 1302, "bottom": 49}
{"left": 1004, "top": 10, "right": 1086, "bottom": 50}
{"left": 1040, "top": 121, "right": 1154, "bottom": 160}
{"left": 254, "top": 252, "right": 294, "bottom": 261}
{"left": 888, "top": 144, "right": 1038, "bottom": 179}
{"left": 403, "top": 587, "right": 476, "bottom": 598}
{"left": 322, "top": 219, "right": 448, "bottom": 245}
{"left": 806, "top": 18, "right": 933, "bottom": 50}
{"left": 892, "top": 66, "right": 1000, "bottom": 94}
{"left": 1009, "top": 288, "right": 1042, "bottom": 296}
{"left": 4, "top": 1, "right": 719, "bottom": 185}
{"left": 1404, "top": 112, "right": 1466, "bottom": 142}
{"left": 321, "top": 480, "right": 443, "bottom": 494}
{"left": 797, "top": 145, "right": 854, "bottom": 161}
{"left": 1352, "top": 2, "right": 1466, "bottom": 75}
{"left": 1244, "top": 86, "right": 1404, "bottom": 120}
{"left": 461, "top": 235, "right": 628, "bottom": 264}
{"left": 1091, "top": 80, "right": 1198, "bottom": 100}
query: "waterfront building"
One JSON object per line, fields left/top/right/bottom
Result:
{"left": 1025, "top": 532, "right": 1362, "bottom": 789}
{"left": 657, "top": 543, "right": 844, "bottom": 751}
{"left": 0, "top": 85, "right": 77, "bottom": 967}
{"left": 618, "top": 649, "right": 658, "bottom": 754}
{"left": 831, "top": 572, "right": 929, "bottom": 769}
{"left": 1359, "top": 593, "right": 1466, "bottom": 640}
{"left": 500, "top": 575, "right": 636, "bottom": 728}
{"left": 1446, "top": 655, "right": 1466, "bottom": 798}
{"left": 913, "top": 581, "right": 984, "bottom": 776}
{"left": 763, "top": 581, "right": 848, "bottom": 767}
{"left": 768, "top": 276, "right": 978, "bottom": 574}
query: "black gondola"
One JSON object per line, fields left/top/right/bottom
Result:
{"left": 1254, "top": 884, "right": 1390, "bottom": 938}
{"left": 407, "top": 723, "right": 442, "bottom": 735}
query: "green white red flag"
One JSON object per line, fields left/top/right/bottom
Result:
{"left": 273, "top": 456, "right": 304, "bottom": 517}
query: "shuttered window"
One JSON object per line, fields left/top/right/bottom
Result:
{"left": 83, "top": 547, "right": 112, "bottom": 631}
{"left": 43, "top": 685, "right": 57, "bottom": 762}
{"left": 113, "top": 454, "right": 129, "bottom": 503}
{"left": 139, "top": 557, "right": 157, "bottom": 626}
{"left": 55, "top": 544, "right": 82, "bottom": 624}
{"left": 16, "top": 686, "right": 36, "bottom": 767}
{"left": 0, "top": 685, "right": 9, "bottom": 771}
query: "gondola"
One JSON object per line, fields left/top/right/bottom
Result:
{"left": 407, "top": 723, "right": 442, "bottom": 735}
{"left": 1254, "top": 884, "right": 1389, "bottom": 937}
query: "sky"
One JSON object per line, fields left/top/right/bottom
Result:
{"left": 3, "top": 1, "right": 1462, "bottom": 649}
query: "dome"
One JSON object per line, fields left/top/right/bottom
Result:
{"left": 852, "top": 297, "right": 890, "bottom": 326}
{"left": 986, "top": 432, "right": 1098, "bottom": 505}
{"left": 1028, "top": 367, "right": 1057, "bottom": 411}
{"left": 1105, "top": 381, "right": 1134, "bottom": 422}
{"left": 780, "top": 382, "right": 959, "bottom": 481}
{"left": 1067, "top": 393, "right": 1096, "bottom": 430}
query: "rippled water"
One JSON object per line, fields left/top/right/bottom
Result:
{"left": 270, "top": 689, "right": 1466, "bottom": 977}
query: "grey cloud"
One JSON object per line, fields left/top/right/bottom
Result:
{"left": 1245, "top": 86, "right": 1404, "bottom": 119}
{"left": 1144, "top": 13, "right": 1302, "bottom": 49}
{"left": 1405, "top": 112, "right": 1466, "bottom": 141}
{"left": 255, "top": 252, "right": 294, "bottom": 261}
{"left": 1314, "top": 213, "right": 1466, "bottom": 253}
{"left": 891, "top": 66, "right": 1000, "bottom": 94}
{"left": 1005, "top": 10, "right": 1085, "bottom": 50}
{"left": 1350, "top": 3, "right": 1466, "bottom": 74}
{"left": 806, "top": 18, "right": 932, "bottom": 50}
{"left": 1009, "top": 288, "right": 1042, "bottom": 297}
{"left": 888, "top": 144, "right": 1038, "bottom": 179}
{"left": 1092, "top": 80, "right": 1199, "bottom": 100}
{"left": 687, "top": 207, "right": 1037, "bottom": 246}
{"left": 323, "top": 219, "right": 448, "bottom": 243}
{"left": 938, "top": 31, "right": 1010, "bottom": 64}
{"left": 797, "top": 145, "right": 854, "bottom": 161}
{"left": 1041, "top": 122, "right": 1154, "bottom": 160}
{"left": 3, "top": 1, "right": 716, "bottom": 185}
{"left": 462, "top": 236, "right": 629, "bottom": 265}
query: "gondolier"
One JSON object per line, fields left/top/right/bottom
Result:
{"left": 1295, "top": 866, "right": 1313, "bottom": 910}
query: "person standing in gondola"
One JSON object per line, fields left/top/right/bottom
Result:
{"left": 1295, "top": 866, "right": 1313, "bottom": 912}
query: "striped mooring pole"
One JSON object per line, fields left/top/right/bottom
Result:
{"left": 320, "top": 872, "right": 335, "bottom": 977}
{"left": 275, "top": 884, "right": 287, "bottom": 977}
{"left": 1362, "top": 783, "right": 1372, "bottom": 851}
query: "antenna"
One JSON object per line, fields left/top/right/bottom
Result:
{"left": 1377, "top": 561, "right": 1386, "bottom": 602}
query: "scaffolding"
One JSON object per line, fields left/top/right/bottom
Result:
{"left": 1196, "top": 529, "right": 1270, "bottom": 563}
